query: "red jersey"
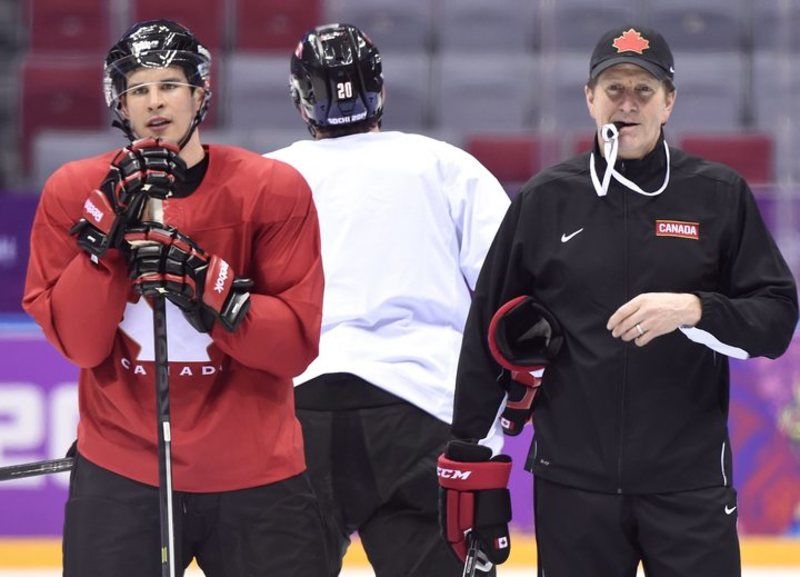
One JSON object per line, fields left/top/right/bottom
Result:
{"left": 23, "top": 144, "right": 324, "bottom": 492}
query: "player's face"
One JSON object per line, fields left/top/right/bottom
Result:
{"left": 585, "top": 64, "right": 676, "bottom": 160}
{"left": 121, "top": 66, "right": 204, "bottom": 142}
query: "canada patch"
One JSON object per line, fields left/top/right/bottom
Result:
{"left": 613, "top": 28, "right": 650, "bottom": 54}
{"left": 655, "top": 220, "right": 699, "bottom": 240}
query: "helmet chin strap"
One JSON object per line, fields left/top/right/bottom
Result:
{"left": 589, "top": 122, "right": 671, "bottom": 198}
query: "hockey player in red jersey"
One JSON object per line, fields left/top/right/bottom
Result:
{"left": 23, "top": 19, "right": 327, "bottom": 576}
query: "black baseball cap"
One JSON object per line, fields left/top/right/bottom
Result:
{"left": 589, "top": 25, "right": 675, "bottom": 82}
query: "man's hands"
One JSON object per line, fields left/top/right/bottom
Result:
{"left": 111, "top": 137, "right": 186, "bottom": 203}
{"left": 607, "top": 293, "right": 702, "bottom": 346}
{"left": 72, "top": 138, "right": 251, "bottom": 333}
{"left": 126, "top": 223, "right": 252, "bottom": 333}
{"left": 70, "top": 138, "right": 186, "bottom": 259}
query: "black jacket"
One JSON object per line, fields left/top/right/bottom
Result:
{"left": 453, "top": 138, "right": 798, "bottom": 494}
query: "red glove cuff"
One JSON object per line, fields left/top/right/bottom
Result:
{"left": 81, "top": 189, "right": 116, "bottom": 236}
{"left": 437, "top": 454, "right": 511, "bottom": 491}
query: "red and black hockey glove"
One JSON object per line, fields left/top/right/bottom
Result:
{"left": 488, "top": 296, "right": 563, "bottom": 435}
{"left": 70, "top": 138, "right": 186, "bottom": 259}
{"left": 125, "top": 223, "right": 252, "bottom": 333}
{"left": 438, "top": 440, "right": 512, "bottom": 570}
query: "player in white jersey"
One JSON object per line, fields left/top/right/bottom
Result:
{"left": 265, "top": 23, "right": 511, "bottom": 577}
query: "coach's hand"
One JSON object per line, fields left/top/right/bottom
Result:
{"left": 607, "top": 292, "right": 702, "bottom": 346}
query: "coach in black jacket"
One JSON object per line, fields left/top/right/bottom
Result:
{"left": 450, "top": 25, "right": 798, "bottom": 577}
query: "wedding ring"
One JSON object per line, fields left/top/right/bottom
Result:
{"left": 635, "top": 323, "right": 644, "bottom": 336}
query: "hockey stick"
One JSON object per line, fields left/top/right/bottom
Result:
{"left": 146, "top": 197, "right": 177, "bottom": 577}
{"left": 142, "top": 198, "right": 176, "bottom": 577}
{"left": 0, "top": 457, "right": 74, "bottom": 481}
{"left": 462, "top": 532, "right": 495, "bottom": 577}
{"left": 153, "top": 294, "right": 176, "bottom": 577}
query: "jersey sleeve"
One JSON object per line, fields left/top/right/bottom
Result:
{"left": 452, "top": 192, "right": 534, "bottom": 442}
{"left": 22, "top": 163, "right": 131, "bottom": 368}
{"left": 684, "top": 179, "right": 798, "bottom": 359}
{"left": 444, "top": 147, "right": 511, "bottom": 290}
{"left": 210, "top": 162, "right": 324, "bottom": 378}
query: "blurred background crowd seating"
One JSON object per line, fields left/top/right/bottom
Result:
{"left": 0, "top": 0, "right": 797, "bottom": 189}
{"left": 0, "top": 0, "right": 798, "bottom": 280}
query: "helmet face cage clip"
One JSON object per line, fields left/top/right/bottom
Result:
{"left": 104, "top": 19, "right": 212, "bottom": 148}
{"left": 290, "top": 23, "right": 383, "bottom": 135}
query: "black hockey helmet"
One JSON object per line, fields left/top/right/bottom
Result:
{"left": 103, "top": 19, "right": 212, "bottom": 146}
{"left": 290, "top": 23, "right": 383, "bottom": 135}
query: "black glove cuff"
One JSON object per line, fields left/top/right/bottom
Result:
{"left": 218, "top": 289, "right": 251, "bottom": 332}
{"left": 474, "top": 488, "right": 512, "bottom": 527}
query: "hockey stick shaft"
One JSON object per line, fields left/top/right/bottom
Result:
{"left": 144, "top": 195, "right": 177, "bottom": 577}
{"left": 153, "top": 294, "right": 176, "bottom": 577}
{"left": 462, "top": 533, "right": 479, "bottom": 577}
{"left": 0, "top": 457, "right": 74, "bottom": 481}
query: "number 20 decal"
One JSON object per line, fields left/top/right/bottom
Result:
{"left": 337, "top": 82, "right": 353, "bottom": 98}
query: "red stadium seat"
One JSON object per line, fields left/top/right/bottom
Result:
{"left": 233, "top": 0, "right": 321, "bottom": 51}
{"left": 26, "top": 0, "right": 110, "bottom": 53}
{"left": 131, "top": 0, "right": 225, "bottom": 50}
{"left": 466, "top": 134, "right": 558, "bottom": 184}
{"left": 679, "top": 133, "right": 774, "bottom": 185}
{"left": 572, "top": 133, "right": 596, "bottom": 155}
{"left": 572, "top": 133, "right": 773, "bottom": 185}
{"left": 20, "top": 56, "right": 107, "bottom": 169}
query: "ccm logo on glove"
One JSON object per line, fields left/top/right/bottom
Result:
{"left": 436, "top": 466, "right": 472, "bottom": 480}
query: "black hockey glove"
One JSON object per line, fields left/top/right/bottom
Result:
{"left": 438, "top": 440, "right": 512, "bottom": 571}
{"left": 488, "top": 296, "right": 563, "bottom": 435}
{"left": 125, "top": 223, "right": 252, "bottom": 333}
{"left": 70, "top": 138, "right": 186, "bottom": 259}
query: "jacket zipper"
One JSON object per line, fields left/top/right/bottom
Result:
{"left": 617, "top": 175, "right": 629, "bottom": 494}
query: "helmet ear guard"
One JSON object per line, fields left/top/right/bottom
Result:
{"left": 487, "top": 296, "right": 563, "bottom": 373}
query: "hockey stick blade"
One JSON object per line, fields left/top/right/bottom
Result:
{"left": 0, "top": 457, "right": 74, "bottom": 481}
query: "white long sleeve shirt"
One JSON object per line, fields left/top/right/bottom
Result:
{"left": 266, "top": 131, "right": 510, "bottom": 450}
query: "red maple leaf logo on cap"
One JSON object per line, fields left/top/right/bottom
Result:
{"left": 612, "top": 28, "right": 650, "bottom": 54}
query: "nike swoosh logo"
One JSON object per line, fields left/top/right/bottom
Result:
{"left": 561, "top": 228, "right": 584, "bottom": 243}
{"left": 725, "top": 505, "right": 737, "bottom": 515}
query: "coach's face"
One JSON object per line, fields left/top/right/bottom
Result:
{"left": 585, "top": 64, "right": 676, "bottom": 160}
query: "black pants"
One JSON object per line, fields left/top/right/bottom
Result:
{"left": 534, "top": 476, "right": 741, "bottom": 577}
{"left": 63, "top": 453, "right": 328, "bottom": 577}
{"left": 297, "top": 381, "right": 462, "bottom": 577}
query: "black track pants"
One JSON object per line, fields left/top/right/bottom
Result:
{"left": 534, "top": 476, "right": 741, "bottom": 577}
